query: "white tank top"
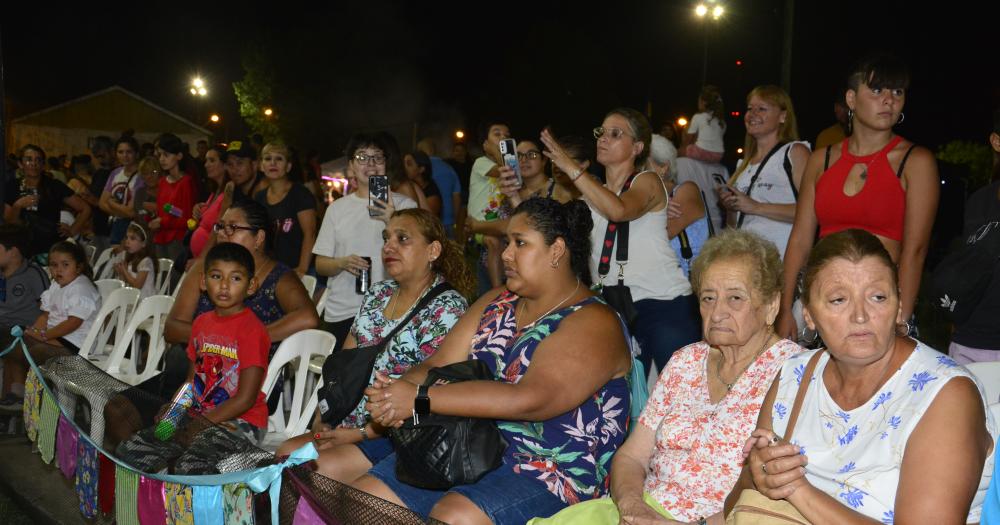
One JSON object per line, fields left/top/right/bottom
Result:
{"left": 732, "top": 141, "right": 809, "bottom": 258}
{"left": 588, "top": 171, "right": 692, "bottom": 302}
{"left": 771, "top": 344, "right": 997, "bottom": 523}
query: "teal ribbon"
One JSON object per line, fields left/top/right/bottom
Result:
{"left": 245, "top": 441, "right": 318, "bottom": 525}
{"left": 0, "top": 325, "right": 26, "bottom": 358}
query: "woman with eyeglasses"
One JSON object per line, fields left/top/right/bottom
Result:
{"left": 541, "top": 108, "right": 701, "bottom": 376}
{"left": 3, "top": 144, "right": 92, "bottom": 258}
{"left": 314, "top": 133, "right": 419, "bottom": 352}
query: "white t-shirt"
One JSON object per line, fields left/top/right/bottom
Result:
{"left": 675, "top": 157, "right": 728, "bottom": 234}
{"left": 732, "top": 141, "right": 810, "bottom": 258}
{"left": 687, "top": 112, "right": 726, "bottom": 154}
{"left": 313, "top": 192, "right": 417, "bottom": 322}
{"left": 467, "top": 156, "right": 501, "bottom": 221}
{"left": 111, "top": 252, "right": 157, "bottom": 299}
{"left": 40, "top": 274, "right": 101, "bottom": 348}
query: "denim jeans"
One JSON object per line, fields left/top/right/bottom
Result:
{"left": 633, "top": 294, "right": 702, "bottom": 374}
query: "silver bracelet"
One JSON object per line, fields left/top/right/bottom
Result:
{"left": 358, "top": 425, "right": 369, "bottom": 441}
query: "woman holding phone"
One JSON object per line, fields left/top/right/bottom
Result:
{"left": 313, "top": 132, "right": 419, "bottom": 351}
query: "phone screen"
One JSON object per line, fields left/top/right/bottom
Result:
{"left": 499, "top": 138, "right": 522, "bottom": 188}
{"left": 368, "top": 175, "right": 389, "bottom": 216}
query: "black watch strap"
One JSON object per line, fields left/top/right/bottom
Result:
{"left": 415, "top": 384, "right": 431, "bottom": 416}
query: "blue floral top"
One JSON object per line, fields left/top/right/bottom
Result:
{"left": 469, "top": 291, "right": 630, "bottom": 504}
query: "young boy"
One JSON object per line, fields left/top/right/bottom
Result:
{"left": 116, "top": 243, "right": 271, "bottom": 474}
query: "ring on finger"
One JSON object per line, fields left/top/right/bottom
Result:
{"left": 761, "top": 462, "right": 768, "bottom": 474}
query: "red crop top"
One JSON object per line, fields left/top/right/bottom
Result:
{"left": 814, "top": 136, "right": 913, "bottom": 242}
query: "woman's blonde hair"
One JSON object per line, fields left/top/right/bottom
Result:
{"left": 732, "top": 85, "right": 800, "bottom": 180}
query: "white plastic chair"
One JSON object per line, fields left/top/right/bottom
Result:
{"left": 300, "top": 274, "right": 317, "bottom": 298}
{"left": 965, "top": 362, "right": 1000, "bottom": 405}
{"left": 84, "top": 244, "right": 97, "bottom": 266}
{"left": 94, "top": 279, "right": 124, "bottom": 302}
{"left": 259, "top": 329, "right": 336, "bottom": 450}
{"left": 315, "top": 288, "right": 329, "bottom": 318}
{"left": 93, "top": 248, "right": 115, "bottom": 279}
{"left": 101, "top": 295, "right": 175, "bottom": 385}
{"left": 156, "top": 258, "right": 174, "bottom": 295}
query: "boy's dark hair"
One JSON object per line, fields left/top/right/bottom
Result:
{"left": 204, "top": 242, "right": 256, "bottom": 280}
{"left": 0, "top": 224, "right": 30, "bottom": 256}
{"left": 478, "top": 118, "right": 510, "bottom": 145}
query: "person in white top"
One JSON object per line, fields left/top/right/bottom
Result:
{"left": 101, "top": 134, "right": 144, "bottom": 244}
{"left": 111, "top": 221, "right": 158, "bottom": 299}
{"left": 314, "top": 133, "right": 417, "bottom": 351}
{"left": 728, "top": 229, "right": 996, "bottom": 524}
{"left": 0, "top": 241, "right": 101, "bottom": 411}
{"left": 541, "top": 108, "right": 700, "bottom": 374}
{"left": 720, "top": 85, "right": 811, "bottom": 258}
{"left": 681, "top": 85, "right": 727, "bottom": 164}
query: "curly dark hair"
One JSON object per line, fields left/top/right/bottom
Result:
{"left": 512, "top": 198, "right": 593, "bottom": 286}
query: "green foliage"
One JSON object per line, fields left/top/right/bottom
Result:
{"left": 232, "top": 49, "right": 282, "bottom": 142}
{"left": 936, "top": 140, "right": 994, "bottom": 192}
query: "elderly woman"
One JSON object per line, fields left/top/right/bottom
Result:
{"left": 535, "top": 229, "right": 802, "bottom": 524}
{"left": 730, "top": 229, "right": 996, "bottom": 524}
{"left": 351, "top": 198, "right": 632, "bottom": 525}
{"left": 277, "top": 209, "right": 472, "bottom": 478}
{"left": 541, "top": 109, "right": 701, "bottom": 373}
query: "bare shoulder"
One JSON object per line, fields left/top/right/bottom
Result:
{"left": 789, "top": 143, "right": 811, "bottom": 162}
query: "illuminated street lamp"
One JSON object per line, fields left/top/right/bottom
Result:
{"left": 263, "top": 108, "right": 274, "bottom": 117}
{"left": 694, "top": 1, "right": 725, "bottom": 84}
{"left": 677, "top": 117, "right": 689, "bottom": 128}
{"left": 190, "top": 77, "right": 207, "bottom": 97}
{"left": 210, "top": 114, "right": 220, "bottom": 123}
{"left": 455, "top": 130, "right": 465, "bottom": 140}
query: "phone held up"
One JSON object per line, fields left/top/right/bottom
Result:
{"left": 499, "top": 138, "right": 522, "bottom": 189}
{"left": 368, "top": 175, "right": 389, "bottom": 217}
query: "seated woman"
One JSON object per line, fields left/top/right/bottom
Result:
{"left": 276, "top": 208, "right": 473, "bottom": 481}
{"left": 353, "top": 198, "right": 632, "bottom": 525}
{"left": 536, "top": 229, "right": 802, "bottom": 524}
{"left": 729, "top": 229, "right": 997, "bottom": 524}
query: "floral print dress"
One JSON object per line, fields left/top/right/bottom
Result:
{"left": 771, "top": 344, "right": 999, "bottom": 524}
{"left": 343, "top": 275, "right": 468, "bottom": 428}
{"left": 469, "top": 291, "right": 630, "bottom": 505}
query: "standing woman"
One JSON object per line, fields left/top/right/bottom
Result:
{"left": 254, "top": 142, "right": 317, "bottom": 277}
{"left": 152, "top": 133, "right": 197, "bottom": 261}
{"left": 720, "top": 84, "right": 810, "bottom": 258}
{"left": 541, "top": 108, "right": 701, "bottom": 373}
{"left": 403, "top": 151, "right": 442, "bottom": 217}
{"left": 189, "top": 144, "right": 229, "bottom": 259}
{"left": 100, "top": 133, "right": 143, "bottom": 244}
{"left": 777, "top": 54, "right": 939, "bottom": 339}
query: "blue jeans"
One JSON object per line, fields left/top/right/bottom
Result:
{"left": 633, "top": 295, "right": 702, "bottom": 373}
{"left": 368, "top": 454, "right": 567, "bottom": 524}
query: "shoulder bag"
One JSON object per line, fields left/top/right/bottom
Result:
{"left": 736, "top": 142, "right": 788, "bottom": 229}
{"left": 597, "top": 172, "right": 642, "bottom": 328}
{"left": 316, "top": 282, "right": 454, "bottom": 426}
{"left": 726, "top": 351, "right": 823, "bottom": 525}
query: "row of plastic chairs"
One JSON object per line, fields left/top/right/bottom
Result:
{"left": 92, "top": 247, "right": 174, "bottom": 295}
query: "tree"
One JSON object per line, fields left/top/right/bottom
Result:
{"left": 233, "top": 48, "right": 281, "bottom": 142}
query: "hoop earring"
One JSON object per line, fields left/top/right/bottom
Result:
{"left": 896, "top": 320, "right": 913, "bottom": 337}
{"left": 550, "top": 259, "right": 560, "bottom": 268}
{"left": 896, "top": 112, "right": 905, "bottom": 125}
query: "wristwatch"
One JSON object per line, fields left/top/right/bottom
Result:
{"left": 414, "top": 385, "right": 431, "bottom": 417}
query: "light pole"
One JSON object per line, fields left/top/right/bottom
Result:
{"left": 189, "top": 77, "right": 208, "bottom": 125}
{"left": 695, "top": 1, "right": 725, "bottom": 85}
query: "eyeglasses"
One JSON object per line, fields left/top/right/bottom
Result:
{"left": 353, "top": 153, "right": 387, "bottom": 165}
{"left": 517, "top": 151, "right": 542, "bottom": 161}
{"left": 592, "top": 127, "right": 634, "bottom": 140}
{"left": 213, "top": 223, "right": 258, "bottom": 236}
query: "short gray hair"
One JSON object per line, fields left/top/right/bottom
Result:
{"left": 649, "top": 134, "right": 677, "bottom": 181}
{"left": 690, "top": 229, "right": 783, "bottom": 304}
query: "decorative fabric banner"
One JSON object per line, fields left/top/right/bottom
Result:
{"left": 292, "top": 495, "right": 327, "bottom": 525}
{"left": 75, "top": 439, "right": 99, "bottom": 520}
{"left": 23, "top": 368, "right": 41, "bottom": 443}
{"left": 116, "top": 465, "right": 140, "bottom": 525}
{"left": 223, "top": 483, "right": 255, "bottom": 525}
{"left": 165, "top": 482, "right": 195, "bottom": 525}
{"left": 138, "top": 476, "right": 167, "bottom": 525}
{"left": 99, "top": 453, "right": 117, "bottom": 514}
{"left": 193, "top": 485, "right": 224, "bottom": 525}
{"left": 57, "top": 415, "right": 79, "bottom": 479}
{"left": 37, "top": 389, "right": 59, "bottom": 464}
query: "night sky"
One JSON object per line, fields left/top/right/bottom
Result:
{"left": 2, "top": 1, "right": 996, "bottom": 161}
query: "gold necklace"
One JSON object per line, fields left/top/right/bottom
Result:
{"left": 716, "top": 332, "right": 772, "bottom": 391}
{"left": 386, "top": 280, "right": 434, "bottom": 320}
{"left": 517, "top": 280, "right": 581, "bottom": 330}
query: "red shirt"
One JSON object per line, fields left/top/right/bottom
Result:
{"left": 186, "top": 308, "right": 271, "bottom": 428}
{"left": 155, "top": 174, "right": 196, "bottom": 244}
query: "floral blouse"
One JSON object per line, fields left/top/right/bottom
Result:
{"left": 638, "top": 339, "right": 802, "bottom": 522}
{"left": 771, "top": 344, "right": 998, "bottom": 524}
{"left": 470, "top": 291, "right": 630, "bottom": 505}
{"left": 342, "top": 275, "right": 467, "bottom": 428}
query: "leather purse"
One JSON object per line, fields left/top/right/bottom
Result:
{"left": 726, "top": 351, "right": 823, "bottom": 525}
{"left": 390, "top": 359, "right": 507, "bottom": 490}
{"left": 316, "top": 283, "right": 453, "bottom": 426}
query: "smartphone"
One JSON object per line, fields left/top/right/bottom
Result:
{"left": 368, "top": 175, "right": 389, "bottom": 217}
{"left": 499, "top": 138, "right": 522, "bottom": 188}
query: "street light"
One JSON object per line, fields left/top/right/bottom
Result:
{"left": 677, "top": 117, "right": 689, "bottom": 128}
{"left": 210, "top": 114, "right": 220, "bottom": 123}
{"left": 190, "top": 77, "right": 207, "bottom": 97}
{"left": 694, "top": 1, "right": 725, "bottom": 84}
{"left": 455, "top": 130, "right": 465, "bottom": 140}
{"left": 263, "top": 108, "right": 273, "bottom": 117}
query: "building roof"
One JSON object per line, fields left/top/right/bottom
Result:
{"left": 12, "top": 85, "right": 211, "bottom": 136}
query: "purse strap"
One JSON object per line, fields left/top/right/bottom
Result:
{"left": 597, "top": 171, "right": 642, "bottom": 280}
{"left": 736, "top": 141, "right": 787, "bottom": 229}
{"left": 782, "top": 350, "right": 824, "bottom": 442}
{"left": 373, "top": 282, "right": 454, "bottom": 354}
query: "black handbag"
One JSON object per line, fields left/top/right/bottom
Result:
{"left": 316, "top": 282, "right": 453, "bottom": 426}
{"left": 597, "top": 172, "right": 642, "bottom": 328}
{"left": 390, "top": 359, "right": 507, "bottom": 490}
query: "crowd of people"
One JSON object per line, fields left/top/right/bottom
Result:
{"left": 0, "top": 51, "right": 999, "bottom": 524}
